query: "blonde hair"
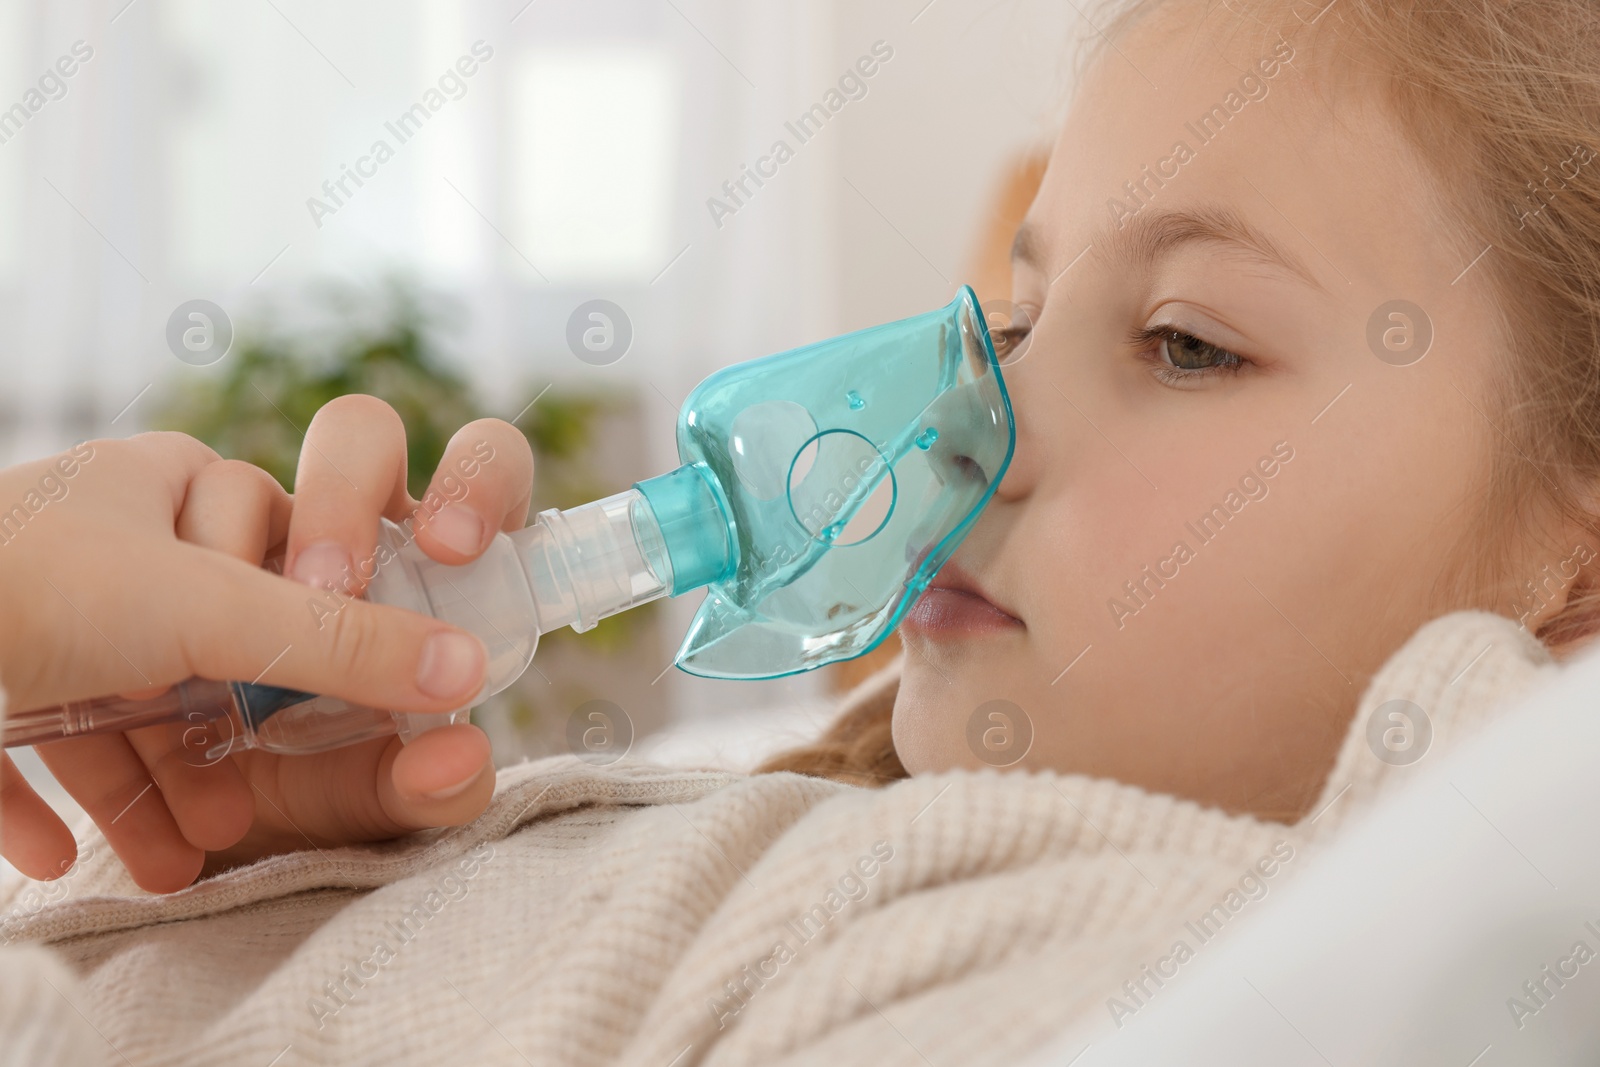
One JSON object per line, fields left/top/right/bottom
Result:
{"left": 754, "top": 659, "right": 906, "bottom": 787}
{"left": 762, "top": 0, "right": 1600, "bottom": 785}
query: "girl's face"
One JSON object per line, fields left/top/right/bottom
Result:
{"left": 893, "top": 5, "right": 1576, "bottom": 819}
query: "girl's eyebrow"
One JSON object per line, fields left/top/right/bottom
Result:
{"left": 1012, "top": 204, "right": 1326, "bottom": 293}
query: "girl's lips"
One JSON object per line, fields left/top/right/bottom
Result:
{"left": 901, "top": 588, "right": 1022, "bottom": 637}
{"left": 901, "top": 565, "right": 1022, "bottom": 638}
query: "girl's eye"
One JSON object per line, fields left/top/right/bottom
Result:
{"left": 988, "top": 304, "right": 1038, "bottom": 365}
{"left": 993, "top": 323, "right": 1033, "bottom": 363}
{"left": 1126, "top": 324, "right": 1245, "bottom": 383}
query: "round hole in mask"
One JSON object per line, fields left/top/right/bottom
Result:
{"left": 786, "top": 429, "right": 896, "bottom": 547}
{"left": 729, "top": 400, "right": 817, "bottom": 501}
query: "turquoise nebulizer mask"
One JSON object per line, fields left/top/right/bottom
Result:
{"left": 662, "top": 284, "right": 1015, "bottom": 678}
{"left": 3, "top": 286, "right": 1015, "bottom": 756}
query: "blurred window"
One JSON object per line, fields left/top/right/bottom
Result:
{"left": 508, "top": 44, "right": 677, "bottom": 283}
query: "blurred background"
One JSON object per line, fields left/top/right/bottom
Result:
{"left": 0, "top": 0, "right": 1078, "bottom": 773}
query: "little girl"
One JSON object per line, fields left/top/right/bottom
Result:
{"left": 3, "top": 0, "right": 1598, "bottom": 1062}
{"left": 771, "top": 0, "right": 1600, "bottom": 821}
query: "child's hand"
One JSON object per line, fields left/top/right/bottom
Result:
{"left": 0, "top": 398, "right": 534, "bottom": 891}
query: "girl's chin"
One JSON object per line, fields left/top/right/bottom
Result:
{"left": 900, "top": 588, "right": 1024, "bottom": 639}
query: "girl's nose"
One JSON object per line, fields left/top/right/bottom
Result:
{"left": 990, "top": 356, "right": 1042, "bottom": 503}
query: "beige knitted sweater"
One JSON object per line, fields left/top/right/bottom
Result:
{"left": 0, "top": 610, "right": 1555, "bottom": 1067}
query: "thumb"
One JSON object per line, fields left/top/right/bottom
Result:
{"left": 379, "top": 724, "right": 497, "bottom": 830}
{"left": 175, "top": 543, "right": 489, "bottom": 714}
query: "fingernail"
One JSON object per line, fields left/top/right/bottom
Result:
{"left": 291, "top": 541, "right": 351, "bottom": 592}
{"left": 415, "top": 632, "right": 485, "bottom": 700}
{"left": 426, "top": 505, "right": 486, "bottom": 557}
{"left": 423, "top": 772, "right": 478, "bottom": 801}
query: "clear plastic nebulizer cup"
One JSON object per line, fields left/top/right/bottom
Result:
{"left": 3, "top": 285, "right": 1016, "bottom": 759}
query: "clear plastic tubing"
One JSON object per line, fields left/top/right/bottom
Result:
{"left": 2, "top": 465, "right": 735, "bottom": 759}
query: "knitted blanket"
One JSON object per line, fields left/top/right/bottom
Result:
{"left": 0, "top": 611, "right": 1553, "bottom": 1066}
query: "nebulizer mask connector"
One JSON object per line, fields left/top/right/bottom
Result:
{"left": 513, "top": 469, "right": 732, "bottom": 634}
{"left": 380, "top": 469, "right": 737, "bottom": 741}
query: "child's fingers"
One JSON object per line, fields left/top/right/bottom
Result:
{"left": 218, "top": 728, "right": 489, "bottom": 847}
{"left": 34, "top": 735, "right": 204, "bottom": 893}
{"left": 411, "top": 420, "right": 535, "bottom": 564}
{"left": 0, "top": 753, "right": 78, "bottom": 881}
{"left": 283, "top": 394, "right": 413, "bottom": 597}
{"left": 122, "top": 725, "right": 254, "bottom": 853}
{"left": 122, "top": 431, "right": 225, "bottom": 514}
{"left": 175, "top": 459, "right": 292, "bottom": 564}
{"left": 132, "top": 456, "right": 288, "bottom": 853}
{"left": 168, "top": 544, "right": 488, "bottom": 714}
{"left": 379, "top": 725, "right": 496, "bottom": 829}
